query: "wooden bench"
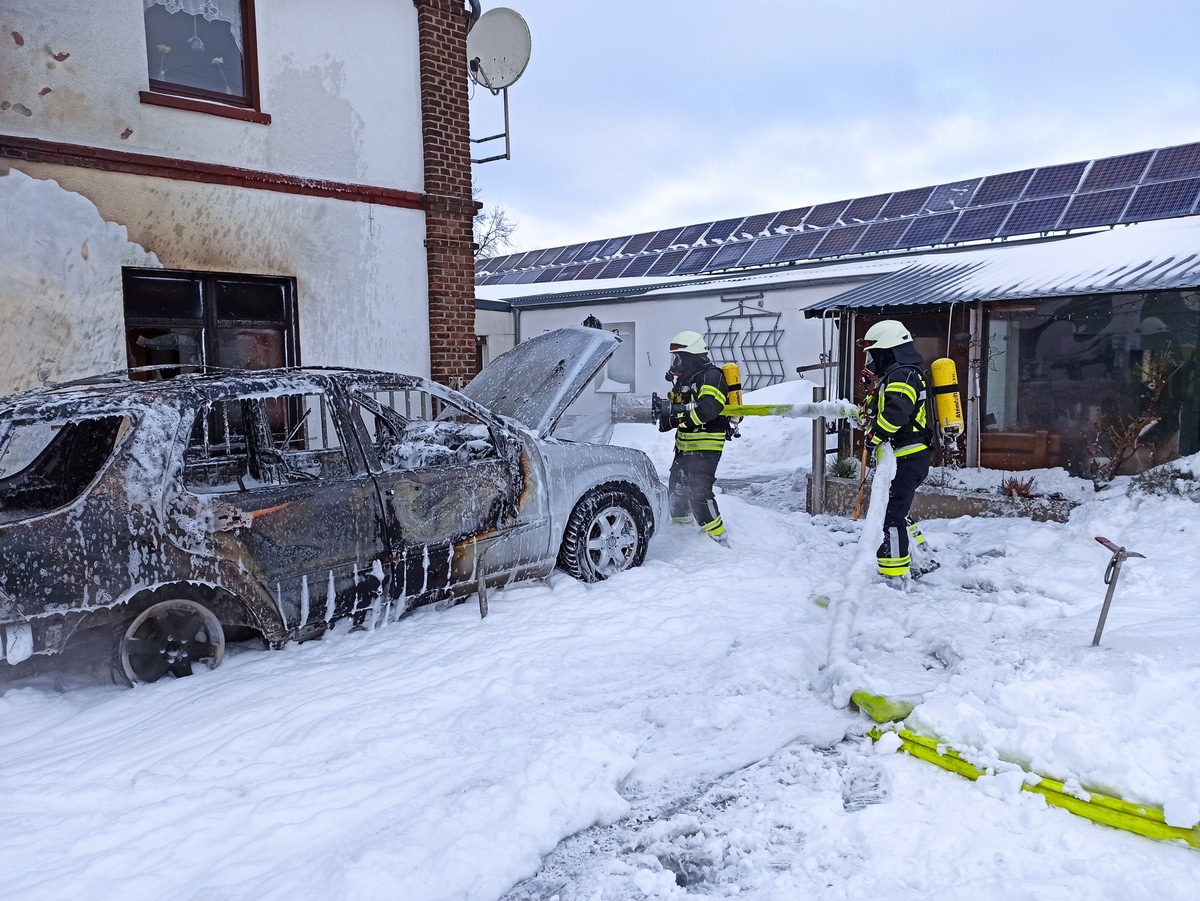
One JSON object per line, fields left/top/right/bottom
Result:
{"left": 979, "top": 430, "right": 1062, "bottom": 471}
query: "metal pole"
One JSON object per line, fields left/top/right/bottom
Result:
{"left": 1091, "top": 536, "right": 1145, "bottom": 646}
{"left": 810, "top": 385, "right": 826, "bottom": 514}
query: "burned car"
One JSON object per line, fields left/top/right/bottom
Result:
{"left": 0, "top": 327, "right": 664, "bottom": 684}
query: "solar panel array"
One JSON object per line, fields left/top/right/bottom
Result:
{"left": 476, "top": 141, "right": 1200, "bottom": 287}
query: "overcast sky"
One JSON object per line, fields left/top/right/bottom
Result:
{"left": 467, "top": 0, "right": 1200, "bottom": 254}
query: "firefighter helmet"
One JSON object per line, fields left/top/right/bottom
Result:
{"left": 670, "top": 330, "right": 708, "bottom": 355}
{"left": 862, "top": 320, "right": 913, "bottom": 350}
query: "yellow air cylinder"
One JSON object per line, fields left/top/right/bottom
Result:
{"left": 722, "top": 362, "right": 743, "bottom": 408}
{"left": 930, "top": 357, "right": 964, "bottom": 436}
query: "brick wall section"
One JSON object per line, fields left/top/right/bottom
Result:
{"left": 413, "top": 0, "right": 480, "bottom": 388}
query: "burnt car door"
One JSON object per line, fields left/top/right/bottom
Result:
{"left": 344, "top": 378, "right": 548, "bottom": 609}
{"left": 179, "top": 384, "right": 389, "bottom": 636}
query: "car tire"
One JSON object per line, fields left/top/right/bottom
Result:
{"left": 558, "top": 489, "right": 650, "bottom": 583}
{"left": 115, "top": 589, "right": 226, "bottom": 686}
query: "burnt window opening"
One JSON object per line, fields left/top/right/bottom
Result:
{"left": 184, "top": 391, "right": 351, "bottom": 494}
{"left": 350, "top": 387, "right": 499, "bottom": 471}
{"left": 123, "top": 268, "right": 298, "bottom": 379}
{"left": 142, "top": 1, "right": 266, "bottom": 120}
{"left": 0, "top": 414, "right": 130, "bottom": 522}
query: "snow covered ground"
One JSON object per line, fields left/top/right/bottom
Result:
{"left": 3, "top": 380, "right": 1200, "bottom": 899}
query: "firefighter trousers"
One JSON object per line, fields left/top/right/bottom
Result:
{"left": 877, "top": 448, "right": 932, "bottom": 577}
{"left": 668, "top": 449, "right": 725, "bottom": 538}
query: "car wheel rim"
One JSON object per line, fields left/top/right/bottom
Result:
{"left": 120, "top": 599, "right": 225, "bottom": 685}
{"left": 584, "top": 504, "right": 639, "bottom": 578}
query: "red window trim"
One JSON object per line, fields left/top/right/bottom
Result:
{"left": 141, "top": 0, "right": 268, "bottom": 123}
{"left": 139, "top": 90, "right": 271, "bottom": 125}
{"left": 0, "top": 135, "right": 425, "bottom": 210}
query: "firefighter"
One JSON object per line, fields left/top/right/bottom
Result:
{"left": 860, "top": 319, "right": 936, "bottom": 579}
{"left": 658, "top": 330, "right": 731, "bottom": 547}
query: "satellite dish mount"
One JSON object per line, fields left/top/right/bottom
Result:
{"left": 467, "top": 7, "right": 531, "bottom": 163}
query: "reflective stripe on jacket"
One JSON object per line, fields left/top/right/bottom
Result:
{"left": 874, "top": 364, "right": 931, "bottom": 457}
{"left": 673, "top": 365, "right": 729, "bottom": 453}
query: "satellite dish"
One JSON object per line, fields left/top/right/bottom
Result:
{"left": 467, "top": 7, "right": 531, "bottom": 91}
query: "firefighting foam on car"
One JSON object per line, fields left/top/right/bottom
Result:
{"left": 0, "top": 327, "right": 665, "bottom": 684}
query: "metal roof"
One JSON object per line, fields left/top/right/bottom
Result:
{"left": 806, "top": 215, "right": 1200, "bottom": 313}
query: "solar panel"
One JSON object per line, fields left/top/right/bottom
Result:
{"left": 475, "top": 140, "right": 1200, "bottom": 290}
{"left": 573, "top": 240, "right": 606, "bottom": 264}
{"left": 736, "top": 213, "right": 774, "bottom": 238}
{"left": 553, "top": 262, "right": 587, "bottom": 281}
{"left": 946, "top": 205, "right": 1011, "bottom": 243}
{"left": 768, "top": 207, "right": 810, "bottom": 230}
{"left": 620, "top": 255, "right": 657, "bottom": 278}
{"left": 702, "top": 217, "right": 745, "bottom": 242}
{"left": 552, "top": 243, "right": 585, "bottom": 265}
{"left": 646, "top": 248, "right": 688, "bottom": 276}
{"left": 814, "top": 224, "right": 868, "bottom": 257}
{"left": 597, "top": 236, "right": 631, "bottom": 258}
{"left": 672, "top": 246, "right": 719, "bottom": 275}
{"left": 1059, "top": 188, "right": 1133, "bottom": 229}
{"left": 1145, "top": 142, "right": 1200, "bottom": 182}
{"left": 646, "top": 227, "right": 684, "bottom": 251}
{"left": 773, "top": 231, "right": 824, "bottom": 263}
{"left": 925, "top": 180, "right": 979, "bottom": 212}
{"left": 998, "top": 196, "right": 1068, "bottom": 236}
{"left": 1081, "top": 151, "right": 1152, "bottom": 192}
{"left": 490, "top": 253, "right": 519, "bottom": 271}
{"left": 736, "top": 234, "right": 789, "bottom": 267}
{"left": 599, "top": 258, "right": 633, "bottom": 278}
{"left": 533, "top": 246, "right": 565, "bottom": 266}
{"left": 968, "top": 170, "right": 1030, "bottom": 207}
{"left": 701, "top": 242, "right": 751, "bottom": 271}
{"left": 621, "top": 232, "right": 655, "bottom": 255}
{"left": 855, "top": 218, "right": 911, "bottom": 253}
{"left": 901, "top": 212, "right": 958, "bottom": 246}
{"left": 1024, "top": 162, "right": 1087, "bottom": 200}
{"left": 805, "top": 200, "right": 848, "bottom": 228}
{"left": 674, "top": 223, "right": 710, "bottom": 246}
{"left": 879, "top": 187, "right": 934, "bottom": 218}
{"left": 1123, "top": 178, "right": 1200, "bottom": 221}
{"left": 841, "top": 193, "right": 889, "bottom": 223}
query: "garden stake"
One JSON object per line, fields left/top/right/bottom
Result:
{"left": 1092, "top": 536, "right": 1145, "bottom": 646}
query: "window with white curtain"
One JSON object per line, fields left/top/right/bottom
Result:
{"left": 143, "top": 0, "right": 255, "bottom": 107}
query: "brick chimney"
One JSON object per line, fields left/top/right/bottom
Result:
{"left": 413, "top": 0, "right": 481, "bottom": 388}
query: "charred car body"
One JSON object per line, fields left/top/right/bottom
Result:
{"left": 0, "top": 327, "right": 664, "bottom": 684}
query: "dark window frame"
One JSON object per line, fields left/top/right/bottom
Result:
{"left": 140, "top": 0, "right": 270, "bottom": 125}
{"left": 123, "top": 267, "right": 299, "bottom": 377}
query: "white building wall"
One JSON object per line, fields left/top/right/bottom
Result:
{"left": 2, "top": 1, "right": 424, "bottom": 190}
{"left": 504, "top": 279, "right": 864, "bottom": 419}
{"left": 1, "top": 1, "right": 431, "bottom": 381}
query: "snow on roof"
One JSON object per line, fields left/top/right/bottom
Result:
{"left": 476, "top": 255, "right": 906, "bottom": 309}
{"left": 809, "top": 215, "right": 1200, "bottom": 311}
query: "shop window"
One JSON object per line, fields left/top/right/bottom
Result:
{"left": 141, "top": 1, "right": 267, "bottom": 122}
{"left": 983, "top": 292, "right": 1199, "bottom": 475}
{"left": 123, "top": 268, "right": 297, "bottom": 377}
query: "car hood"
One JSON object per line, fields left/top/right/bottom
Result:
{"left": 461, "top": 325, "right": 619, "bottom": 438}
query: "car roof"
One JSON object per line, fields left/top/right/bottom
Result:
{"left": 0, "top": 367, "right": 425, "bottom": 418}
